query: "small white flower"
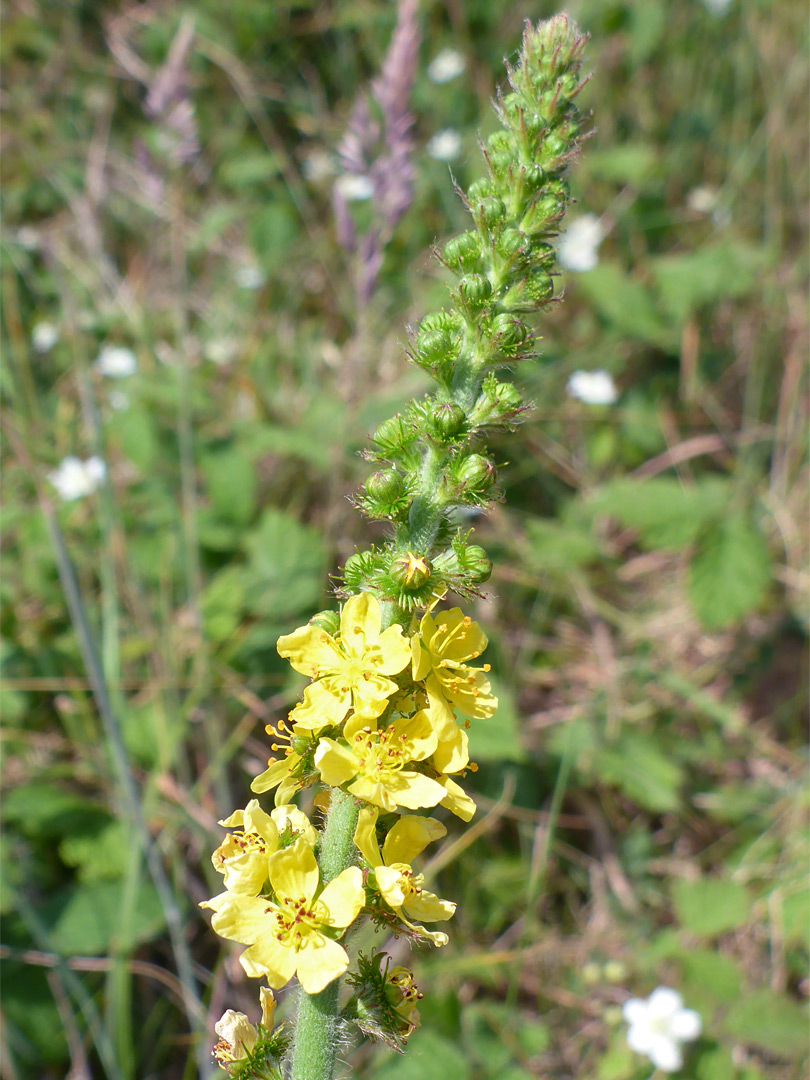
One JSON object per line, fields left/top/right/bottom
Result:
{"left": 203, "top": 337, "right": 238, "bottom": 365}
{"left": 95, "top": 345, "right": 137, "bottom": 378}
{"left": 557, "top": 213, "right": 605, "bottom": 272}
{"left": 235, "top": 265, "right": 266, "bottom": 289}
{"left": 48, "top": 456, "right": 106, "bottom": 501}
{"left": 302, "top": 148, "right": 337, "bottom": 182}
{"left": 567, "top": 369, "right": 618, "bottom": 405}
{"left": 334, "top": 173, "right": 374, "bottom": 202}
{"left": 427, "top": 48, "right": 466, "bottom": 84}
{"left": 17, "top": 226, "right": 41, "bottom": 250}
{"left": 702, "top": 0, "right": 732, "bottom": 14}
{"left": 32, "top": 322, "right": 60, "bottom": 353}
{"left": 108, "top": 390, "right": 130, "bottom": 412}
{"left": 623, "top": 987, "right": 702, "bottom": 1073}
{"left": 427, "top": 129, "right": 462, "bottom": 161}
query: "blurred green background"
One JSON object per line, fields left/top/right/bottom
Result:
{"left": 1, "top": 1, "right": 807, "bottom": 1078}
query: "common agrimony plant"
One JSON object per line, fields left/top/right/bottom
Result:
{"left": 202, "top": 15, "right": 590, "bottom": 1080}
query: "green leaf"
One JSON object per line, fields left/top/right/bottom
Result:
{"left": 243, "top": 509, "right": 326, "bottom": 623}
{"left": 688, "top": 514, "right": 771, "bottom": 629}
{"left": 2, "top": 783, "right": 107, "bottom": 839}
{"left": 466, "top": 675, "right": 526, "bottom": 763}
{"left": 524, "top": 518, "right": 602, "bottom": 572}
{"left": 59, "top": 820, "right": 129, "bottom": 883}
{"left": 584, "top": 143, "right": 658, "bottom": 187}
{"left": 671, "top": 877, "right": 752, "bottom": 937}
{"left": 576, "top": 263, "right": 675, "bottom": 350}
{"left": 251, "top": 200, "right": 299, "bottom": 272}
{"left": 113, "top": 407, "right": 159, "bottom": 471}
{"left": 202, "top": 446, "right": 257, "bottom": 525}
{"left": 39, "top": 879, "right": 167, "bottom": 956}
{"left": 722, "top": 988, "right": 808, "bottom": 1058}
{"left": 593, "top": 477, "right": 729, "bottom": 549}
{"left": 368, "top": 1029, "right": 471, "bottom": 1080}
{"left": 680, "top": 949, "right": 745, "bottom": 1005}
{"left": 594, "top": 730, "right": 683, "bottom": 812}
{"left": 694, "top": 1047, "right": 736, "bottom": 1080}
{"left": 201, "top": 565, "right": 247, "bottom": 643}
{"left": 650, "top": 243, "right": 766, "bottom": 323}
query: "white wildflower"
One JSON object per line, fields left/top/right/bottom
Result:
{"left": 48, "top": 456, "right": 106, "bottom": 501}
{"left": 702, "top": 0, "right": 732, "bottom": 15}
{"left": 623, "top": 987, "right": 702, "bottom": 1073}
{"left": 557, "top": 213, "right": 605, "bottom": 272}
{"left": 32, "top": 322, "right": 60, "bottom": 353}
{"left": 108, "top": 390, "right": 130, "bottom": 412}
{"left": 203, "top": 337, "right": 238, "bottom": 365}
{"left": 17, "top": 226, "right": 41, "bottom": 250}
{"left": 428, "top": 48, "right": 466, "bottom": 84}
{"left": 427, "top": 129, "right": 462, "bottom": 161}
{"left": 303, "top": 148, "right": 337, "bottom": 182}
{"left": 566, "top": 369, "right": 618, "bottom": 406}
{"left": 95, "top": 345, "right": 137, "bottom": 378}
{"left": 334, "top": 173, "right": 374, "bottom": 202}
{"left": 235, "top": 265, "right": 267, "bottom": 290}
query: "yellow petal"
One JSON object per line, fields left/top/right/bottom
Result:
{"left": 411, "top": 633, "right": 431, "bottom": 681}
{"left": 403, "top": 889, "right": 456, "bottom": 923}
{"left": 214, "top": 1009, "right": 257, "bottom": 1058}
{"left": 437, "top": 776, "right": 476, "bottom": 821}
{"left": 242, "top": 800, "right": 281, "bottom": 848}
{"left": 209, "top": 893, "right": 271, "bottom": 945}
{"left": 382, "top": 815, "right": 446, "bottom": 865}
{"left": 218, "top": 808, "right": 246, "bottom": 829}
{"left": 251, "top": 757, "right": 292, "bottom": 794}
{"left": 394, "top": 711, "right": 438, "bottom": 761}
{"left": 351, "top": 673, "right": 400, "bottom": 717}
{"left": 374, "top": 864, "right": 408, "bottom": 908}
{"left": 314, "top": 738, "right": 359, "bottom": 786}
{"left": 294, "top": 934, "right": 350, "bottom": 994}
{"left": 271, "top": 805, "right": 317, "bottom": 847}
{"left": 339, "top": 592, "right": 381, "bottom": 654}
{"left": 432, "top": 726, "right": 469, "bottom": 775}
{"left": 268, "top": 839, "right": 320, "bottom": 903}
{"left": 277, "top": 624, "right": 343, "bottom": 677}
{"left": 289, "top": 679, "right": 350, "bottom": 731}
{"left": 259, "top": 987, "right": 276, "bottom": 1030}
{"left": 433, "top": 609, "right": 488, "bottom": 662}
{"left": 240, "top": 935, "right": 298, "bottom": 988}
{"left": 387, "top": 771, "right": 447, "bottom": 811}
{"left": 318, "top": 866, "right": 365, "bottom": 928}
{"left": 353, "top": 807, "right": 383, "bottom": 867}
{"left": 375, "top": 624, "right": 412, "bottom": 676}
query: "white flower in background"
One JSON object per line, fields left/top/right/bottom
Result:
{"left": 557, "top": 213, "right": 605, "bottom": 271}
{"left": 48, "top": 456, "right": 106, "bottom": 501}
{"left": 32, "top": 322, "right": 60, "bottom": 353}
{"left": 566, "top": 369, "right": 618, "bottom": 405}
{"left": 203, "top": 337, "right": 239, "bottom": 366}
{"left": 303, "top": 148, "right": 337, "bottom": 182}
{"left": 428, "top": 48, "right": 466, "bottom": 83}
{"left": 623, "top": 987, "right": 702, "bottom": 1073}
{"left": 95, "top": 345, "right": 137, "bottom": 377}
{"left": 687, "top": 185, "right": 731, "bottom": 227}
{"left": 17, "top": 226, "right": 41, "bottom": 250}
{"left": 235, "top": 265, "right": 267, "bottom": 290}
{"left": 702, "top": 0, "right": 732, "bottom": 15}
{"left": 108, "top": 390, "right": 130, "bottom": 412}
{"left": 334, "top": 173, "right": 374, "bottom": 202}
{"left": 427, "top": 129, "right": 462, "bottom": 161}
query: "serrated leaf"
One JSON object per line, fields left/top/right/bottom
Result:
{"left": 680, "top": 949, "right": 745, "bottom": 1004}
{"left": 695, "top": 1047, "right": 736, "bottom": 1080}
{"left": 594, "top": 730, "right": 683, "bottom": 812}
{"left": 576, "top": 263, "right": 675, "bottom": 350}
{"left": 688, "top": 514, "right": 771, "bottom": 629}
{"left": 203, "top": 447, "right": 257, "bottom": 525}
{"left": 722, "top": 988, "right": 808, "bottom": 1058}
{"left": 243, "top": 509, "right": 325, "bottom": 623}
{"left": 650, "top": 243, "right": 766, "bottom": 323}
{"left": 671, "top": 877, "right": 752, "bottom": 937}
{"left": 593, "top": 477, "right": 729, "bottom": 549}
{"left": 39, "top": 879, "right": 167, "bottom": 956}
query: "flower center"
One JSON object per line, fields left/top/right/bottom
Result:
{"left": 353, "top": 726, "right": 409, "bottom": 776}
{"left": 268, "top": 894, "right": 324, "bottom": 947}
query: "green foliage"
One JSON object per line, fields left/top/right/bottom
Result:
{"left": 671, "top": 877, "right": 752, "bottom": 938}
{"left": 688, "top": 513, "right": 772, "bottom": 629}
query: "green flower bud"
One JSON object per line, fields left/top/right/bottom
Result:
{"left": 541, "top": 132, "right": 568, "bottom": 161}
{"left": 477, "top": 196, "right": 507, "bottom": 231}
{"left": 522, "top": 162, "right": 546, "bottom": 194}
{"left": 372, "top": 415, "right": 413, "bottom": 455}
{"left": 427, "top": 402, "right": 467, "bottom": 441}
{"left": 455, "top": 453, "right": 497, "bottom": 495}
{"left": 458, "top": 544, "right": 492, "bottom": 583}
{"left": 490, "top": 313, "right": 533, "bottom": 354}
{"left": 309, "top": 609, "right": 341, "bottom": 635}
{"left": 442, "top": 231, "right": 482, "bottom": 272}
{"left": 466, "top": 178, "right": 497, "bottom": 210}
{"left": 343, "top": 550, "right": 375, "bottom": 587}
{"left": 468, "top": 376, "right": 525, "bottom": 427}
{"left": 389, "top": 551, "right": 432, "bottom": 590}
{"left": 531, "top": 240, "right": 556, "bottom": 268}
{"left": 488, "top": 148, "right": 515, "bottom": 179}
{"left": 523, "top": 270, "right": 554, "bottom": 304}
{"left": 419, "top": 309, "right": 462, "bottom": 332}
{"left": 457, "top": 274, "right": 493, "bottom": 312}
{"left": 364, "top": 469, "right": 405, "bottom": 503}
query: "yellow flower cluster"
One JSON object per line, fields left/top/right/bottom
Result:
{"left": 203, "top": 592, "right": 496, "bottom": 1009}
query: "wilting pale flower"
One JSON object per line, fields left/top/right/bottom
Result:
{"left": 427, "top": 48, "right": 466, "bottom": 83}
{"left": 334, "top": 173, "right": 374, "bottom": 202}
{"left": 566, "top": 369, "right": 618, "bottom": 406}
{"left": 95, "top": 345, "right": 137, "bottom": 378}
{"left": 235, "top": 265, "right": 267, "bottom": 290}
{"left": 302, "top": 148, "right": 337, "bottom": 182}
{"left": 48, "top": 456, "right": 106, "bottom": 501}
{"left": 623, "top": 987, "right": 702, "bottom": 1073}
{"left": 557, "top": 213, "right": 605, "bottom": 271}
{"left": 427, "top": 129, "right": 462, "bottom": 161}
{"left": 213, "top": 986, "right": 276, "bottom": 1068}
{"left": 32, "top": 322, "right": 59, "bottom": 353}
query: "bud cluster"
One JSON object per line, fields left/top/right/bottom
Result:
{"left": 345, "top": 15, "right": 590, "bottom": 608}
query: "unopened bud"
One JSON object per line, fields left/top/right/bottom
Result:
{"left": 364, "top": 470, "right": 405, "bottom": 503}
{"left": 458, "top": 544, "right": 492, "bottom": 583}
{"left": 457, "top": 274, "right": 493, "bottom": 311}
{"left": 456, "top": 453, "right": 496, "bottom": 494}
{"left": 427, "top": 402, "right": 467, "bottom": 441}
{"left": 309, "top": 610, "right": 340, "bottom": 635}
{"left": 389, "top": 552, "right": 432, "bottom": 590}
{"left": 443, "top": 232, "right": 482, "bottom": 272}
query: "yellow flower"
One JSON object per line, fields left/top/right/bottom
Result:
{"left": 278, "top": 593, "right": 411, "bottom": 732}
{"left": 212, "top": 800, "right": 317, "bottom": 895}
{"left": 314, "top": 712, "right": 446, "bottom": 813}
{"left": 202, "top": 839, "right": 364, "bottom": 995}
{"left": 354, "top": 807, "right": 455, "bottom": 945}
{"left": 436, "top": 774, "right": 477, "bottom": 822}
{"left": 412, "top": 608, "right": 497, "bottom": 719}
{"left": 213, "top": 986, "right": 275, "bottom": 1068}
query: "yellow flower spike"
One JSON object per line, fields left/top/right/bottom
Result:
{"left": 314, "top": 712, "right": 446, "bottom": 813}
{"left": 201, "top": 839, "right": 365, "bottom": 995}
{"left": 278, "top": 593, "right": 411, "bottom": 729}
{"left": 412, "top": 608, "right": 498, "bottom": 719}
{"left": 213, "top": 986, "right": 276, "bottom": 1068}
{"left": 354, "top": 808, "right": 455, "bottom": 945}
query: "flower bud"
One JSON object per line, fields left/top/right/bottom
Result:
{"left": 455, "top": 453, "right": 497, "bottom": 495}
{"left": 457, "top": 544, "right": 492, "bottom": 583}
{"left": 531, "top": 240, "right": 556, "bottom": 268}
{"left": 466, "top": 178, "right": 497, "bottom": 206}
{"left": 496, "top": 227, "right": 529, "bottom": 262}
{"left": 457, "top": 274, "right": 492, "bottom": 312}
{"left": 522, "top": 162, "right": 546, "bottom": 194}
{"left": 343, "top": 551, "right": 374, "bottom": 587}
{"left": 468, "top": 377, "right": 525, "bottom": 427}
{"left": 476, "top": 196, "right": 507, "bottom": 231}
{"left": 364, "top": 469, "right": 405, "bottom": 503}
{"left": 442, "top": 231, "right": 482, "bottom": 273}
{"left": 427, "top": 402, "right": 467, "bottom": 441}
{"left": 490, "top": 313, "right": 533, "bottom": 354}
{"left": 523, "top": 269, "right": 554, "bottom": 304}
{"left": 309, "top": 609, "right": 341, "bottom": 635}
{"left": 389, "top": 551, "right": 432, "bottom": 590}
{"left": 372, "top": 415, "right": 413, "bottom": 455}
